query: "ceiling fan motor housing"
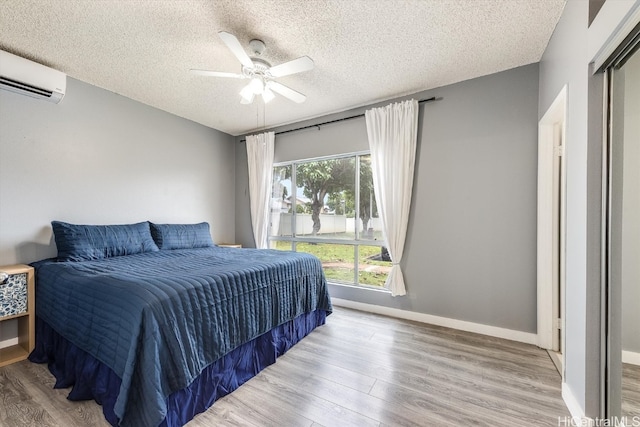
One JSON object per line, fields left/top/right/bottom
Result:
{"left": 249, "top": 39, "right": 266, "bottom": 56}
{"left": 242, "top": 57, "right": 272, "bottom": 80}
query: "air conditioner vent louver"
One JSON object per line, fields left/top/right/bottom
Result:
{"left": 0, "top": 50, "right": 66, "bottom": 103}
{"left": 0, "top": 76, "right": 54, "bottom": 98}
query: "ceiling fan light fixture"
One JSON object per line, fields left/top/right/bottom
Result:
{"left": 240, "top": 94, "right": 255, "bottom": 105}
{"left": 240, "top": 84, "right": 255, "bottom": 103}
{"left": 250, "top": 77, "right": 264, "bottom": 95}
{"left": 262, "top": 88, "right": 275, "bottom": 103}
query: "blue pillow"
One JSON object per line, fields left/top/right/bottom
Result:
{"left": 52, "top": 221, "right": 159, "bottom": 262}
{"left": 149, "top": 222, "right": 215, "bottom": 250}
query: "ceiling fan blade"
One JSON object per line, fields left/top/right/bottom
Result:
{"left": 190, "top": 69, "right": 245, "bottom": 79}
{"left": 268, "top": 56, "right": 314, "bottom": 78}
{"left": 267, "top": 81, "right": 306, "bottom": 103}
{"left": 218, "top": 31, "right": 254, "bottom": 69}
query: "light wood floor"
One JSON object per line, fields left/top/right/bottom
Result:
{"left": 623, "top": 363, "right": 640, "bottom": 419}
{"left": 0, "top": 307, "right": 571, "bottom": 426}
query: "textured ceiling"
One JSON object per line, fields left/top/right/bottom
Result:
{"left": 0, "top": 0, "right": 565, "bottom": 136}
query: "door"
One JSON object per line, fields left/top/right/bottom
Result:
{"left": 537, "top": 86, "right": 567, "bottom": 374}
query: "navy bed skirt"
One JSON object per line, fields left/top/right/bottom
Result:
{"left": 29, "top": 310, "right": 328, "bottom": 427}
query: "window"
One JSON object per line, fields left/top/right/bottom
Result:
{"left": 270, "top": 153, "right": 391, "bottom": 288}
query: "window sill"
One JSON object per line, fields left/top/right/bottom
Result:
{"left": 327, "top": 281, "right": 391, "bottom": 294}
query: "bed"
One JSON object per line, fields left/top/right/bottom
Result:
{"left": 28, "top": 221, "right": 332, "bottom": 427}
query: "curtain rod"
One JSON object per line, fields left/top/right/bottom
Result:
{"left": 239, "top": 96, "right": 440, "bottom": 142}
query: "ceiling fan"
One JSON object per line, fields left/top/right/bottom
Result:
{"left": 191, "top": 31, "right": 314, "bottom": 105}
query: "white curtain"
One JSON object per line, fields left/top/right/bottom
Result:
{"left": 246, "top": 131, "right": 275, "bottom": 249}
{"left": 365, "top": 99, "right": 419, "bottom": 296}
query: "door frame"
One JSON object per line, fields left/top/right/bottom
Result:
{"left": 537, "top": 85, "right": 568, "bottom": 368}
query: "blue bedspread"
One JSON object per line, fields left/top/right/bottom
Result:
{"left": 32, "top": 247, "right": 332, "bottom": 427}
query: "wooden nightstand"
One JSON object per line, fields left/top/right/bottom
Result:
{"left": 0, "top": 264, "right": 35, "bottom": 367}
{"left": 217, "top": 243, "right": 242, "bottom": 248}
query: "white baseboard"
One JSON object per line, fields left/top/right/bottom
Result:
{"left": 562, "top": 383, "right": 593, "bottom": 425}
{"left": 622, "top": 350, "right": 640, "bottom": 365}
{"left": 331, "top": 298, "right": 538, "bottom": 345}
{"left": 0, "top": 337, "right": 19, "bottom": 350}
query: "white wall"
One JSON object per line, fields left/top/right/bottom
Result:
{"left": 276, "top": 214, "right": 347, "bottom": 236}
{"left": 272, "top": 214, "right": 381, "bottom": 236}
{"left": 0, "top": 77, "right": 236, "bottom": 265}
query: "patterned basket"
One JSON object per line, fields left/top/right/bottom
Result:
{"left": 0, "top": 273, "right": 28, "bottom": 318}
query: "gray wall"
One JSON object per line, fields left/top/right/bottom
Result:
{"left": 622, "top": 52, "right": 640, "bottom": 354}
{"left": 0, "top": 77, "right": 236, "bottom": 266}
{"left": 538, "top": 0, "right": 604, "bottom": 417}
{"left": 236, "top": 63, "right": 540, "bottom": 334}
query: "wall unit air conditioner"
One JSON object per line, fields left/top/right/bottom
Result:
{"left": 0, "top": 49, "right": 66, "bottom": 103}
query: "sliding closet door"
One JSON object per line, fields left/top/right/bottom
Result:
{"left": 605, "top": 42, "right": 640, "bottom": 421}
